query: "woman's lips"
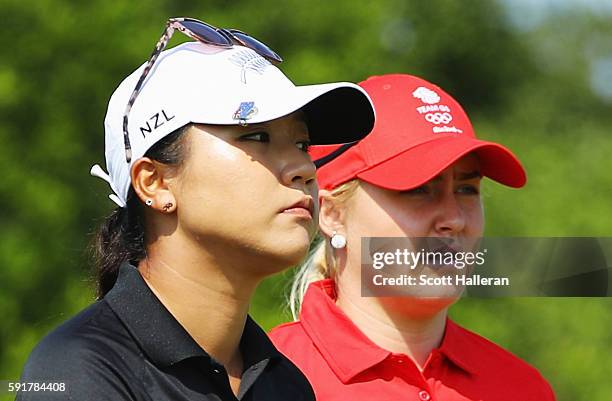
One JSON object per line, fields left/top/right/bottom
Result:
{"left": 282, "top": 207, "right": 313, "bottom": 219}
{"left": 281, "top": 197, "right": 314, "bottom": 219}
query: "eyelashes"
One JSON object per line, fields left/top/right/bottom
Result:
{"left": 399, "top": 184, "right": 480, "bottom": 196}
{"left": 400, "top": 185, "right": 429, "bottom": 195}
{"left": 238, "top": 132, "right": 269, "bottom": 142}
{"left": 296, "top": 140, "right": 311, "bottom": 152}
{"left": 238, "top": 132, "right": 311, "bottom": 152}
{"left": 457, "top": 185, "right": 480, "bottom": 195}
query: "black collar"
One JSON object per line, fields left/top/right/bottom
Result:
{"left": 105, "top": 262, "right": 281, "bottom": 368}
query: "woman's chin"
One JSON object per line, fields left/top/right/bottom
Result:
{"left": 277, "top": 240, "right": 311, "bottom": 267}
{"left": 253, "top": 236, "right": 311, "bottom": 274}
{"left": 381, "top": 295, "right": 459, "bottom": 319}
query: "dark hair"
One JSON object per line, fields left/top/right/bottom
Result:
{"left": 91, "top": 126, "right": 190, "bottom": 298}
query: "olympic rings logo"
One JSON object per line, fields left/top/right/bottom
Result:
{"left": 425, "top": 112, "right": 453, "bottom": 124}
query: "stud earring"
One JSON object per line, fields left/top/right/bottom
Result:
{"left": 145, "top": 199, "right": 153, "bottom": 206}
{"left": 162, "top": 202, "right": 174, "bottom": 212}
{"left": 330, "top": 231, "right": 346, "bottom": 249}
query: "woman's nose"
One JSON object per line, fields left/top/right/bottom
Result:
{"left": 280, "top": 149, "right": 317, "bottom": 188}
{"left": 433, "top": 192, "right": 466, "bottom": 235}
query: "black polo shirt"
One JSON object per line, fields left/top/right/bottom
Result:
{"left": 17, "top": 263, "right": 315, "bottom": 401}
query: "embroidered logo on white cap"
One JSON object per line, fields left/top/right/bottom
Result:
{"left": 233, "top": 101, "right": 258, "bottom": 123}
{"left": 229, "top": 49, "right": 271, "bottom": 83}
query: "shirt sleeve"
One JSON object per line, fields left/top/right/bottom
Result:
{"left": 15, "top": 333, "right": 141, "bottom": 401}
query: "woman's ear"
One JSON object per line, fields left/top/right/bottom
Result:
{"left": 318, "top": 189, "right": 346, "bottom": 238}
{"left": 130, "top": 157, "right": 177, "bottom": 213}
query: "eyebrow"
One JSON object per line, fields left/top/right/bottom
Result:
{"left": 457, "top": 171, "right": 482, "bottom": 180}
{"left": 242, "top": 115, "right": 308, "bottom": 132}
{"left": 428, "top": 170, "right": 482, "bottom": 183}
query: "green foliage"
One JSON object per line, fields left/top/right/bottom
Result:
{"left": 0, "top": 1, "right": 610, "bottom": 400}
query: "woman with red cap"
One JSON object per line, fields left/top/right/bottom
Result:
{"left": 270, "top": 74, "right": 556, "bottom": 401}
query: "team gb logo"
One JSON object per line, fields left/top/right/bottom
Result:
{"left": 412, "top": 87, "right": 440, "bottom": 104}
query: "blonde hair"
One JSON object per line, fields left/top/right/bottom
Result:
{"left": 288, "top": 179, "right": 360, "bottom": 320}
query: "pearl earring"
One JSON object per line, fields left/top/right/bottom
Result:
{"left": 330, "top": 231, "right": 346, "bottom": 249}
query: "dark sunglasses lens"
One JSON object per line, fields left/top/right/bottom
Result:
{"left": 181, "top": 19, "right": 231, "bottom": 45}
{"left": 230, "top": 30, "right": 282, "bottom": 62}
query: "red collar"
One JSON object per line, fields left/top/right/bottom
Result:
{"left": 300, "top": 279, "right": 477, "bottom": 383}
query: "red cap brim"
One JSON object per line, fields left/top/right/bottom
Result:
{"left": 357, "top": 136, "right": 527, "bottom": 190}
{"left": 308, "top": 144, "right": 346, "bottom": 161}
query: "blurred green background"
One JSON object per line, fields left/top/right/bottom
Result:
{"left": 1, "top": 0, "right": 611, "bottom": 400}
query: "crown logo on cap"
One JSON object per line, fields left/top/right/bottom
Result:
{"left": 412, "top": 87, "right": 440, "bottom": 104}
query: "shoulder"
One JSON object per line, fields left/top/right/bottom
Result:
{"left": 22, "top": 300, "right": 140, "bottom": 371}
{"left": 456, "top": 323, "right": 544, "bottom": 375}
{"left": 451, "top": 322, "right": 555, "bottom": 400}
{"left": 17, "top": 300, "right": 143, "bottom": 400}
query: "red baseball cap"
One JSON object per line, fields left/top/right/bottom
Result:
{"left": 310, "top": 74, "right": 526, "bottom": 191}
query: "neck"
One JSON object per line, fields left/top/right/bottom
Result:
{"left": 335, "top": 278, "right": 448, "bottom": 370}
{"left": 138, "top": 233, "right": 261, "bottom": 370}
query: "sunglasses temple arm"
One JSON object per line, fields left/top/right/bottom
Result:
{"left": 122, "top": 22, "right": 177, "bottom": 163}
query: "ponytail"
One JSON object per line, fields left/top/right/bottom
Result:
{"left": 289, "top": 237, "right": 331, "bottom": 320}
{"left": 288, "top": 179, "right": 360, "bottom": 319}
{"left": 90, "top": 125, "right": 190, "bottom": 298}
{"left": 92, "top": 193, "right": 145, "bottom": 298}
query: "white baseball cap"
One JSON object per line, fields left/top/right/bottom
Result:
{"left": 91, "top": 41, "right": 375, "bottom": 207}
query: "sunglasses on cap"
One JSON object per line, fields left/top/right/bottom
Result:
{"left": 122, "top": 17, "right": 283, "bottom": 163}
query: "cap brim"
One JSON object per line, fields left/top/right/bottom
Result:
{"left": 235, "top": 83, "right": 375, "bottom": 145}
{"left": 298, "top": 85, "right": 375, "bottom": 145}
{"left": 309, "top": 143, "right": 346, "bottom": 161}
{"left": 357, "top": 136, "right": 527, "bottom": 189}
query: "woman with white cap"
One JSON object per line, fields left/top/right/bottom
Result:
{"left": 16, "top": 18, "right": 374, "bottom": 401}
{"left": 270, "top": 74, "right": 556, "bottom": 401}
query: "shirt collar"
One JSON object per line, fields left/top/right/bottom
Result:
{"left": 300, "top": 279, "right": 476, "bottom": 382}
{"left": 300, "top": 279, "right": 391, "bottom": 383}
{"left": 241, "top": 312, "right": 283, "bottom": 368}
{"left": 105, "top": 262, "right": 280, "bottom": 368}
{"left": 438, "top": 318, "right": 479, "bottom": 374}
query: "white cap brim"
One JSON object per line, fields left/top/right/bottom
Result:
{"left": 187, "top": 82, "right": 375, "bottom": 145}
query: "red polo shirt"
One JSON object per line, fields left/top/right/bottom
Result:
{"left": 270, "top": 279, "right": 555, "bottom": 401}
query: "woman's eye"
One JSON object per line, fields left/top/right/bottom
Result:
{"left": 457, "top": 185, "right": 480, "bottom": 195}
{"left": 296, "top": 140, "right": 311, "bottom": 152}
{"left": 400, "top": 185, "right": 429, "bottom": 195}
{"left": 239, "top": 132, "right": 269, "bottom": 142}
